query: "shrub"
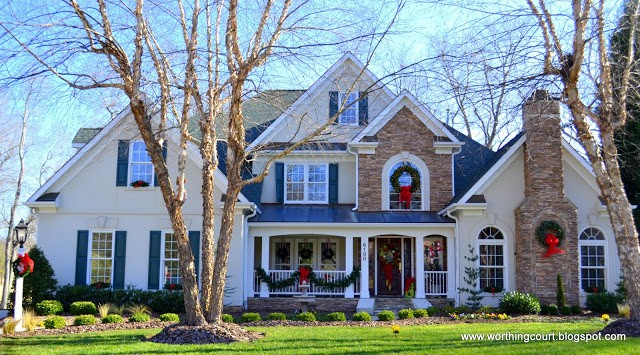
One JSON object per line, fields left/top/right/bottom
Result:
{"left": 454, "top": 305, "right": 473, "bottom": 314}
{"left": 268, "top": 312, "right": 287, "bottom": 321}
{"left": 70, "top": 301, "right": 97, "bottom": 315}
{"left": 222, "top": 314, "right": 234, "bottom": 323}
{"left": 377, "top": 310, "right": 395, "bottom": 321}
{"left": 23, "top": 309, "right": 38, "bottom": 331}
{"left": 102, "top": 314, "right": 124, "bottom": 324}
{"left": 74, "top": 315, "right": 96, "bottom": 326}
{"left": 586, "top": 292, "right": 624, "bottom": 314}
{"left": 570, "top": 305, "right": 581, "bottom": 315}
{"left": 560, "top": 305, "right": 572, "bottom": 316}
{"left": 548, "top": 304, "right": 559, "bottom": 315}
{"left": 557, "top": 274, "right": 566, "bottom": 308}
{"left": 539, "top": 305, "right": 550, "bottom": 315}
{"left": 129, "top": 313, "right": 151, "bottom": 323}
{"left": 20, "top": 246, "right": 58, "bottom": 308}
{"left": 43, "top": 315, "right": 66, "bottom": 329}
{"left": 414, "top": 309, "right": 429, "bottom": 318}
{"left": 397, "top": 309, "right": 414, "bottom": 319}
{"left": 241, "top": 312, "right": 261, "bottom": 323}
{"left": 295, "top": 312, "right": 316, "bottom": 322}
{"left": 35, "top": 300, "right": 63, "bottom": 316}
{"left": 126, "top": 304, "right": 151, "bottom": 316}
{"left": 325, "top": 312, "right": 346, "bottom": 322}
{"left": 159, "top": 313, "right": 180, "bottom": 322}
{"left": 499, "top": 292, "right": 541, "bottom": 315}
{"left": 426, "top": 306, "right": 442, "bottom": 317}
{"left": 98, "top": 303, "right": 112, "bottom": 318}
{"left": 352, "top": 311, "right": 372, "bottom": 321}
{"left": 477, "top": 306, "right": 499, "bottom": 314}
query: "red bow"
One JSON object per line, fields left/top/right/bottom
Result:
{"left": 543, "top": 233, "right": 565, "bottom": 258}
{"left": 17, "top": 253, "right": 35, "bottom": 276}
{"left": 399, "top": 185, "right": 412, "bottom": 209}
{"left": 299, "top": 266, "right": 310, "bottom": 284}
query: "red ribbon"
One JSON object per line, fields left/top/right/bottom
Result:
{"left": 399, "top": 185, "right": 412, "bottom": 209}
{"left": 543, "top": 233, "right": 565, "bottom": 258}
{"left": 17, "top": 253, "right": 35, "bottom": 276}
{"left": 383, "top": 263, "right": 394, "bottom": 291}
{"left": 299, "top": 266, "right": 310, "bottom": 284}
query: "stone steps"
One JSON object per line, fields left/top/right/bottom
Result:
{"left": 373, "top": 298, "right": 414, "bottom": 314}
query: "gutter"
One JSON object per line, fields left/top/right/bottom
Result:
{"left": 347, "top": 145, "right": 359, "bottom": 211}
{"left": 446, "top": 208, "right": 460, "bottom": 306}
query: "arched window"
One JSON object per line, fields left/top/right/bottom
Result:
{"left": 579, "top": 227, "right": 606, "bottom": 292}
{"left": 477, "top": 227, "right": 505, "bottom": 292}
{"left": 381, "top": 153, "right": 429, "bottom": 211}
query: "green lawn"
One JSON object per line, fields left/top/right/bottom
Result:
{"left": 1, "top": 321, "right": 637, "bottom": 354}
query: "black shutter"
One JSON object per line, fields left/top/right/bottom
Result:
{"left": 113, "top": 231, "right": 127, "bottom": 289}
{"left": 154, "top": 141, "right": 167, "bottom": 187}
{"left": 275, "top": 162, "right": 284, "bottom": 203}
{"left": 329, "top": 163, "right": 339, "bottom": 204}
{"left": 189, "top": 231, "right": 201, "bottom": 282}
{"left": 358, "top": 92, "right": 368, "bottom": 125}
{"left": 148, "top": 231, "right": 161, "bottom": 289}
{"left": 329, "top": 91, "right": 339, "bottom": 124}
{"left": 116, "top": 140, "right": 129, "bottom": 186}
{"left": 75, "top": 230, "right": 89, "bottom": 285}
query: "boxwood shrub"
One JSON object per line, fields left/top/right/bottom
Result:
{"left": 295, "top": 312, "right": 316, "bottom": 322}
{"left": 548, "top": 304, "right": 558, "bottom": 315}
{"left": 43, "top": 315, "right": 66, "bottom": 329}
{"left": 499, "top": 291, "right": 541, "bottom": 315}
{"left": 221, "top": 314, "right": 234, "bottom": 323}
{"left": 102, "top": 314, "right": 124, "bottom": 324}
{"left": 560, "top": 305, "right": 572, "bottom": 316}
{"left": 586, "top": 292, "right": 624, "bottom": 314}
{"left": 268, "top": 312, "right": 287, "bottom": 321}
{"left": 570, "top": 305, "right": 581, "bottom": 315}
{"left": 70, "top": 301, "right": 97, "bottom": 315}
{"left": 159, "top": 313, "right": 180, "bottom": 322}
{"left": 241, "top": 312, "right": 261, "bottom": 323}
{"left": 426, "top": 306, "right": 441, "bottom": 316}
{"left": 414, "top": 309, "right": 429, "bottom": 318}
{"left": 397, "top": 309, "right": 414, "bottom": 320}
{"left": 352, "top": 311, "right": 372, "bottom": 321}
{"left": 73, "top": 315, "right": 96, "bottom": 326}
{"left": 377, "top": 310, "right": 395, "bottom": 321}
{"left": 35, "top": 300, "right": 63, "bottom": 316}
{"left": 325, "top": 312, "right": 346, "bottom": 322}
{"left": 129, "top": 313, "right": 151, "bottom": 323}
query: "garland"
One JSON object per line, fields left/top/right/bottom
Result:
{"left": 390, "top": 163, "right": 421, "bottom": 193}
{"left": 536, "top": 220, "right": 565, "bottom": 247}
{"left": 255, "top": 266, "right": 360, "bottom": 290}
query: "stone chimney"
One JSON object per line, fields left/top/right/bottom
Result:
{"left": 515, "top": 90, "right": 579, "bottom": 305}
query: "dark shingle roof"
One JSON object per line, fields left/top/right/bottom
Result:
{"left": 250, "top": 205, "right": 455, "bottom": 223}
{"left": 36, "top": 192, "right": 59, "bottom": 202}
{"left": 72, "top": 128, "right": 102, "bottom": 144}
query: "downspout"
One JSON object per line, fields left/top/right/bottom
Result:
{"left": 446, "top": 206, "right": 460, "bottom": 306}
{"left": 242, "top": 204, "right": 258, "bottom": 310}
{"left": 451, "top": 146, "right": 462, "bottom": 197}
{"left": 347, "top": 145, "right": 359, "bottom": 211}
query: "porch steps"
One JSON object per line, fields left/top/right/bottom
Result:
{"left": 373, "top": 298, "right": 415, "bottom": 314}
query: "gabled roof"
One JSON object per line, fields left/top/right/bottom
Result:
{"left": 72, "top": 128, "right": 102, "bottom": 145}
{"left": 352, "top": 90, "right": 460, "bottom": 144}
{"left": 246, "top": 52, "right": 396, "bottom": 152}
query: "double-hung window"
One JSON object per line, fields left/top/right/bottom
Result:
{"left": 579, "top": 227, "right": 606, "bottom": 292}
{"left": 89, "top": 231, "right": 114, "bottom": 285}
{"left": 477, "top": 227, "right": 505, "bottom": 292}
{"left": 129, "top": 141, "right": 154, "bottom": 185}
{"left": 162, "top": 232, "right": 181, "bottom": 286}
{"left": 338, "top": 92, "right": 358, "bottom": 125}
{"left": 285, "top": 163, "right": 328, "bottom": 203}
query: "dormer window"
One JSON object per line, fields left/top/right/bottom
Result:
{"left": 339, "top": 92, "right": 358, "bottom": 125}
{"left": 129, "top": 141, "right": 154, "bottom": 185}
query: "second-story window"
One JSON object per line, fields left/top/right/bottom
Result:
{"left": 129, "top": 141, "right": 154, "bottom": 185}
{"left": 285, "top": 163, "right": 328, "bottom": 203}
{"left": 339, "top": 92, "right": 358, "bottom": 125}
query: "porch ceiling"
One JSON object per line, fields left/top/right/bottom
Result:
{"left": 250, "top": 205, "right": 454, "bottom": 223}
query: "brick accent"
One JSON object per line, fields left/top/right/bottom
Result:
{"left": 514, "top": 92, "right": 579, "bottom": 305}
{"left": 246, "top": 297, "right": 359, "bottom": 315}
{"left": 358, "top": 107, "right": 452, "bottom": 211}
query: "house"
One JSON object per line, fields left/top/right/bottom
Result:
{"left": 26, "top": 53, "right": 619, "bottom": 314}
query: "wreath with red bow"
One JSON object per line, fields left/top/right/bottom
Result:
{"left": 535, "top": 220, "right": 565, "bottom": 247}
{"left": 390, "top": 163, "right": 421, "bottom": 193}
{"left": 13, "top": 253, "right": 35, "bottom": 277}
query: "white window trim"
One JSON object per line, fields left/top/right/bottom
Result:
{"left": 476, "top": 226, "right": 508, "bottom": 293}
{"left": 381, "top": 152, "right": 429, "bottom": 211}
{"left": 578, "top": 227, "right": 608, "bottom": 293}
{"left": 284, "top": 163, "right": 329, "bottom": 204}
{"left": 338, "top": 92, "right": 359, "bottom": 126}
{"left": 160, "top": 230, "right": 181, "bottom": 287}
{"left": 270, "top": 237, "right": 340, "bottom": 270}
{"left": 128, "top": 140, "right": 155, "bottom": 186}
{"left": 86, "top": 230, "right": 115, "bottom": 285}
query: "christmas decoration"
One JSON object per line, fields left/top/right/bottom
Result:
{"left": 535, "top": 220, "right": 565, "bottom": 247}
{"left": 299, "top": 266, "right": 310, "bottom": 284}
{"left": 13, "top": 252, "right": 35, "bottom": 277}
{"left": 543, "top": 233, "right": 566, "bottom": 257}
{"left": 398, "top": 185, "right": 412, "bottom": 209}
{"left": 390, "top": 163, "right": 421, "bottom": 193}
{"left": 130, "top": 180, "right": 149, "bottom": 188}
{"left": 255, "top": 266, "right": 360, "bottom": 290}
{"left": 379, "top": 244, "right": 400, "bottom": 291}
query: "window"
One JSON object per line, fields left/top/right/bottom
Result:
{"left": 338, "top": 92, "right": 358, "bottom": 125}
{"left": 274, "top": 240, "right": 291, "bottom": 270}
{"left": 297, "top": 241, "right": 315, "bottom": 269}
{"left": 163, "top": 232, "right": 181, "bottom": 286}
{"left": 388, "top": 161, "right": 422, "bottom": 210}
{"left": 579, "top": 227, "right": 606, "bottom": 292}
{"left": 477, "top": 227, "right": 505, "bottom": 291}
{"left": 285, "top": 163, "right": 328, "bottom": 203}
{"left": 129, "top": 141, "right": 154, "bottom": 185}
{"left": 89, "top": 232, "right": 114, "bottom": 285}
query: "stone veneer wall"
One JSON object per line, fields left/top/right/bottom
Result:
{"left": 514, "top": 95, "right": 579, "bottom": 305}
{"left": 358, "top": 107, "right": 452, "bottom": 211}
{"left": 247, "top": 298, "right": 359, "bottom": 314}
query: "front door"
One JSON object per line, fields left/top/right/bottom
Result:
{"left": 376, "top": 238, "right": 403, "bottom": 296}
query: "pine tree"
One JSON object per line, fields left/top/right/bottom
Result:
{"left": 556, "top": 274, "right": 566, "bottom": 308}
{"left": 458, "top": 245, "right": 484, "bottom": 309}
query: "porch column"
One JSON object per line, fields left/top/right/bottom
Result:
{"left": 260, "top": 235, "right": 270, "bottom": 297}
{"left": 345, "top": 235, "right": 354, "bottom": 298}
{"left": 359, "top": 236, "right": 370, "bottom": 298}
{"left": 414, "top": 236, "right": 426, "bottom": 298}
{"left": 246, "top": 235, "right": 255, "bottom": 301}
{"left": 446, "top": 236, "right": 456, "bottom": 299}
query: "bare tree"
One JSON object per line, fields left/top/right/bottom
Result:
{"left": 527, "top": 0, "right": 640, "bottom": 325}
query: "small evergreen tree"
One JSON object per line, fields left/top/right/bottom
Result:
{"left": 458, "top": 245, "right": 483, "bottom": 309}
{"left": 13, "top": 246, "right": 58, "bottom": 308}
{"left": 556, "top": 274, "right": 566, "bottom": 308}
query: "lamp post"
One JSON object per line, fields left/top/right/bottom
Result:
{"left": 13, "top": 219, "right": 28, "bottom": 332}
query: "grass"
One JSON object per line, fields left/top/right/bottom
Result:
{"left": 1, "top": 320, "right": 638, "bottom": 354}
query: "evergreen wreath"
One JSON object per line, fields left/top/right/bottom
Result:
{"left": 390, "top": 163, "right": 421, "bottom": 193}
{"left": 299, "top": 248, "right": 313, "bottom": 260}
{"left": 255, "top": 266, "right": 360, "bottom": 290}
{"left": 322, "top": 247, "right": 335, "bottom": 260}
{"left": 536, "top": 220, "right": 565, "bottom": 247}
{"left": 276, "top": 246, "right": 289, "bottom": 260}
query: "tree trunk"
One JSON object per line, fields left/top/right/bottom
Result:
{"left": 200, "top": 125, "right": 217, "bottom": 322}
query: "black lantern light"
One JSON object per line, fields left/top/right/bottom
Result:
{"left": 14, "top": 219, "right": 28, "bottom": 249}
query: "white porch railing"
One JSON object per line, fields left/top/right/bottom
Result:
{"left": 254, "top": 270, "right": 360, "bottom": 296}
{"left": 425, "top": 271, "right": 447, "bottom": 296}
